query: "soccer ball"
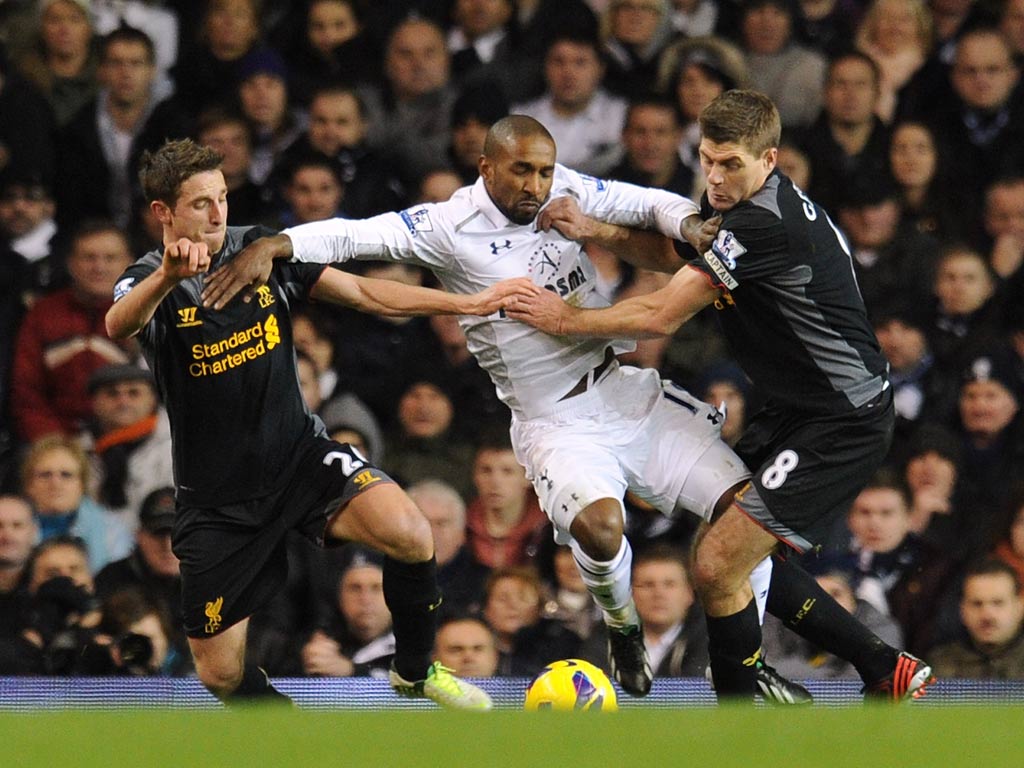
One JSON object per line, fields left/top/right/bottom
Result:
{"left": 523, "top": 659, "right": 618, "bottom": 712}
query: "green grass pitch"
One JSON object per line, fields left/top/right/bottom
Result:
{"left": 4, "top": 706, "right": 1024, "bottom": 768}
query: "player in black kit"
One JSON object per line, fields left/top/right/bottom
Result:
{"left": 508, "top": 91, "right": 935, "bottom": 702}
{"left": 106, "top": 139, "right": 525, "bottom": 708}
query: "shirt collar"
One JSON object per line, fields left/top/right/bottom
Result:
{"left": 470, "top": 176, "right": 515, "bottom": 229}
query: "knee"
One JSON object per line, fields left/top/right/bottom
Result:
{"left": 384, "top": 501, "right": 434, "bottom": 562}
{"left": 570, "top": 501, "right": 624, "bottom": 561}
{"left": 691, "top": 537, "right": 734, "bottom": 598}
{"left": 195, "top": 655, "right": 244, "bottom": 700}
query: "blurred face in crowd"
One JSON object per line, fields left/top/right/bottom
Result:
{"left": 934, "top": 250, "right": 994, "bottom": 316}
{"left": 295, "top": 354, "right": 323, "bottom": 412}
{"left": 29, "top": 542, "right": 93, "bottom": 594}
{"left": 837, "top": 198, "right": 900, "bottom": 249}
{"left": 951, "top": 32, "right": 1019, "bottom": 111}
{"left": 205, "top": 0, "right": 259, "bottom": 60}
{"left": 455, "top": 0, "right": 512, "bottom": 40}
{"left": 67, "top": 229, "right": 133, "bottom": 304}
{"left": 291, "top": 315, "right": 334, "bottom": 374}
{"left": 199, "top": 121, "right": 252, "bottom": 187}
{"left": 483, "top": 574, "right": 541, "bottom": 638}
{"left": 418, "top": 170, "right": 463, "bottom": 204}
{"left": 904, "top": 450, "right": 957, "bottom": 500}
{"left": 1010, "top": 505, "right": 1024, "bottom": 557}
{"left": 676, "top": 63, "right": 724, "bottom": 123}
{"left": 889, "top": 122, "right": 937, "bottom": 191}
{"left": 633, "top": 559, "right": 693, "bottom": 635}
{"left": 285, "top": 165, "right": 343, "bottom": 225}
{"left": 309, "top": 91, "right": 367, "bottom": 154}
{"left": 24, "top": 447, "right": 86, "bottom": 516}
{"left": 984, "top": 180, "right": 1024, "bottom": 240}
{"left": 385, "top": 20, "right": 450, "bottom": 100}
{"left": 959, "top": 380, "right": 1019, "bottom": 441}
{"left": 473, "top": 448, "right": 529, "bottom": 512}
{"left": 411, "top": 488, "right": 466, "bottom": 566}
{"left": 239, "top": 73, "right": 288, "bottom": 131}
{"left": 824, "top": 57, "right": 879, "bottom": 127}
{"left": 127, "top": 612, "right": 170, "bottom": 671}
{"left": 610, "top": 0, "right": 664, "bottom": 46}
{"left": 435, "top": 619, "right": 499, "bottom": 677}
{"left": 41, "top": 0, "right": 92, "bottom": 61}
{"left": 339, "top": 564, "right": 391, "bottom": 642}
{"left": 92, "top": 379, "right": 158, "bottom": 432}
{"left": 960, "top": 572, "right": 1024, "bottom": 649}
{"left": 875, "top": 318, "right": 927, "bottom": 372}
{"left": 452, "top": 118, "right": 491, "bottom": 172}
{"left": 307, "top": 0, "right": 360, "bottom": 57}
{"left": 777, "top": 144, "right": 811, "bottom": 190}
{"left": 544, "top": 40, "right": 604, "bottom": 113}
{"left": 847, "top": 486, "right": 910, "bottom": 553}
{"left": 553, "top": 546, "right": 586, "bottom": 593}
{"left": 815, "top": 573, "right": 857, "bottom": 614}
{"left": 0, "top": 497, "right": 38, "bottom": 571}
{"left": 623, "top": 104, "right": 682, "bottom": 178}
{"left": 155, "top": 170, "right": 228, "bottom": 254}
{"left": 1002, "top": 0, "right": 1024, "bottom": 56}
{"left": 137, "top": 528, "right": 179, "bottom": 579}
{"left": 0, "top": 183, "right": 54, "bottom": 238}
{"left": 699, "top": 138, "right": 777, "bottom": 212}
{"left": 742, "top": 3, "right": 791, "bottom": 55}
{"left": 398, "top": 383, "right": 453, "bottom": 439}
{"left": 100, "top": 39, "right": 156, "bottom": 108}
{"left": 480, "top": 133, "right": 555, "bottom": 225}
{"left": 867, "top": 0, "right": 923, "bottom": 55}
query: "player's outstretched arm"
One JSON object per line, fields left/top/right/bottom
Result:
{"left": 106, "top": 238, "right": 211, "bottom": 339}
{"left": 506, "top": 265, "right": 719, "bottom": 338}
{"left": 311, "top": 269, "right": 540, "bottom": 317}
{"left": 201, "top": 233, "right": 293, "bottom": 309}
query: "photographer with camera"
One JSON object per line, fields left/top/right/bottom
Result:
{"left": 89, "top": 587, "right": 188, "bottom": 676}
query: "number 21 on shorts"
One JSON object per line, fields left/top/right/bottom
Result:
{"left": 762, "top": 450, "right": 799, "bottom": 490}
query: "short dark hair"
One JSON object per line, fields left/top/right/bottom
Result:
{"left": 699, "top": 89, "right": 781, "bottom": 157}
{"left": 99, "top": 25, "right": 156, "bottom": 65}
{"left": 309, "top": 84, "right": 367, "bottom": 120}
{"left": 483, "top": 115, "right": 554, "bottom": 159}
{"left": 827, "top": 50, "right": 881, "bottom": 90}
{"left": 139, "top": 139, "right": 223, "bottom": 206}
{"left": 196, "top": 106, "right": 252, "bottom": 147}
{"left": 633, "top": 543, "right": 689, "bottom": 571}
{"left": 625, "top": 94, "right": 681, "bottom": 129}
{"left": 963, "top": 558, "right": 1022, "bottom": 595}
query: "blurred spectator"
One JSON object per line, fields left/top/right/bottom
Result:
{"left": 762, "top": 568, "right": 904, "bottom": 679}
{"left": 290, "top": 306, "right": 340, "bottom": 402}
{"left": 900, "top": 423, "right": 965, "bottom": 555}
{"left": 433, "top": 615, "right": 499, "bottom": 677}
{"left": 295, "top": 350, "right": 324, "bottom": 415}
{"left": 835, "top": 175, "right": 939, "bottom": 314}
{"left": 799, "top": 51, "right": 891, "bottom": 216}
{"left": 513, "top": 31, "right": 627, "bottom": 175}
{"left": 301, "top": 549, "right": 395, "bottom": 678}
{"left": 993, "top": 493, "right": 1024, "bottom": 588}
{"left": 482, "top": 565, "right": 580, "bottom": 676}
{"left": 600, "top": 0, "right": 672, "bottom": 98}
{"left": 277, "top": 153, "right": 345, "bottom": 227}
{"left": 282, "top": 84, "right": 407, "bottom": 218}
{"left": 888, "top": 120, "right": 954, "bottom": 239}
{"left": 0, "top": 495, "right": 38, "bottom": 648}
{"left": 171, "top": 0, "right": 263, "bottom": 113}
{"left": 11, "top": 221, "right": 134, "bottom": 441}
{"left": 90, "top": 0, "right": 180, "bottom": 101}
{"left": 694, "top": 360, "right": 752, "bottom": 448}
{"left": 796, "top": 0, "right": 858, "bottom": 57}
{"left": 195, "top": 106, "right": 274, "bottom": 225}
{"left": 982, "top": 176, "right": 1024, "bottom": 289}
{"left": 94, "top": 486, "right": 182, "bottom": 652}
{"left": 407, "top": 479, "right": 489, "bottom": 617}
{"left": 321, "top": 394, "right": 384, "bottom": 464}
{"left": 416, "top": 168, "right": 463, "bottom": 203}
{"left": 855, "top": 0, "right": 933, "bottom": 122}
{"left": 55, "top": 26, "right": 189, "bottom": 232}
{"left": 93, "top": 586, "right": 188, "bottom": 675}
{"left": 930, "top": 559, "right": 1024, "bottom": 678}
{"left": 360, "top": 17, "right": 458, "bottom": 185}
{"left": 21, "top": 435, "right": 132, "bottom": 573}
{"left": 668, "top": 0, "right": 721, "bottom": 37}
{"left": 606, "top": 96, "right": 693, "bottom": 197}
{"left": 447, "top": 84, "right": 508, "bottom": 184}
{"left": 738, "top": 0, "right": 827, "bottom": 129}
{"left": 0, "top": 167, "right": 60, "bottom": 303}
{"left": 236, "top": 47, "right": 305, "bottom": 186}
{"left": 466, "top": 433, "right": 547, "bottom": 569}
{"left": 285, "top": 0, "right": 382, "bottom": 106}
{"left": 85, "top": 363, "right": 173, "bottom": 529}
{"left": 447, "top": 0, "right": 515, "bottom": 88}
{"left": 657, "top": 36, "right": 748, "bottom": 197}
{"left": 384, "top": 376, "right": 475, "bottom": 499}
{"left": 841, "top": 469, "right": 960, "bottom": 654}
{"left": 1000, "top": 0, "right": 1024, "bottom": 58}
{"left": 776, "top": 134, "right": 812, "bottom": 190}
{"left": 15, "top": 0, "right": 98, "bottom": 126}
{"left": 539, "top": 544, "right": 601, "bottom": 641}
{"left": 0, "top": 43, "right": 58, "bottom": 186}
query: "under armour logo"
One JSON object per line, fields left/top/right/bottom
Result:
{"left": 539, "top": 470, "right": 553, "bottom": 491}
{"left": 490, "top": 239, "right": 512, "bottom": 255}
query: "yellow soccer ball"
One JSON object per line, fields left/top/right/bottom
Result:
{"left": 523, "top": 659, "right": 618, "bottom": 712}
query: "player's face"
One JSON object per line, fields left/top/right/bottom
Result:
{"left": 698, "top": 138, "right": 777, "bottom": 212}
{"left": 960, "top": 573, "right": 1024, "bottom": 647}
{"left": 480, "top": 135, "right": 555, "bottom": 225}
{"left": 163, "top": 170, "right": 228, "bottom": 253}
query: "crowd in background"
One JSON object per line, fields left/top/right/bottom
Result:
{"left": 1, "top": 0, "right": 1024, "bottom": 683}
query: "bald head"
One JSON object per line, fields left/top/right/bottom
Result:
{"left": 480, "top": 115, "right": 556, "bottom": 225}
{"left": 483, "top": 115, "right": 554, "bottom": 160}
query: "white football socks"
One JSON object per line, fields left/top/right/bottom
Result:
{"left": 571, "top": 537, "right": 639, "bottom": 629}
{"left": 750, "top": 556, "right": 773, "bottom": 625}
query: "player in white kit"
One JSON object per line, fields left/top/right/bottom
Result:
{"left": 201, "top": 116, "right": 798, "bottom": 700}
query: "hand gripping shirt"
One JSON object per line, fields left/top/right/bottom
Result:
{"left": 686, "top": 170, "right": 889, "bottom": 414}
{"left": 112, "top": 226, "right": 328, "bottom": 506}
{"left": 284, "top": 164, "right": 696, "bottom": 420}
